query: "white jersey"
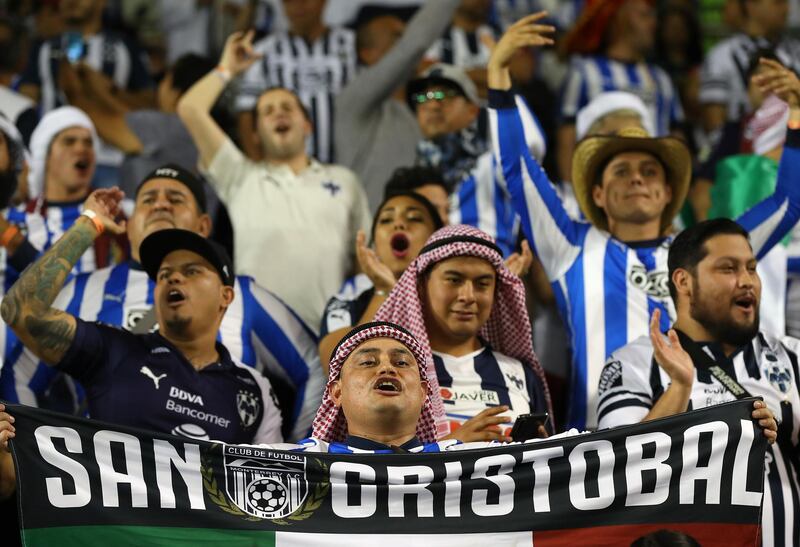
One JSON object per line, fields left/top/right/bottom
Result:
{"left": 0, "top": 262, "right": 324, "bottom": 441}
{"left": 700, "top": 32, "right": 800, "bottom": 121}
{"left": 433, "top": 346, "right": 549, "bottom": 437}
{"left": 597, "top": 333, "right": 800, "bottom": 547}
{"left": 234, "top": 26, "right": 357, "bottom": 163}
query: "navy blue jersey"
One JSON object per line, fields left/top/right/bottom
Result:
{"left": 57, "top": 319, "right": 283, "bottom": 444}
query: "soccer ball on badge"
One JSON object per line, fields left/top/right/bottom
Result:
{"left": 247, "top": 477, "right": 288, "bottom": 514}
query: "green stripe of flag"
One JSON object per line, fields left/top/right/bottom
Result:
{"left": 22, "top": 525, "right": 277, "bottom": 547}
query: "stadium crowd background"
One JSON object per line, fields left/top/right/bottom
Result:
{"left": 1, "top": 0, "right": 800, "bottom": 545}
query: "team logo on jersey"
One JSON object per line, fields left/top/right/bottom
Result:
{"left": 321, "top": 181, "right": 341, "bottom": 196}
{"left": 237, "top": 390, "right": 260, "bottom": 428}
{"left": 221, "top": 447, "right": 311, "bottom": 519}
{"left": 764, "top": 360, "right": 793, "bottom": 395}
{"left": 505, "top": 373, "right": 523, "bottom": 390}
{"left": 628, "top": 265, "right": 670, "bottom": 299}
{"left": 599, "top": 360, "right": 623, "bottom": 393}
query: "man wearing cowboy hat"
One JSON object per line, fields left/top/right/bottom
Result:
{"left": 488, "top": 13, "right": 800, "bottom": 430}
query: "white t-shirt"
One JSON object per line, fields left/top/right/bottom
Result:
{"left": 205, "top": 139, "right": 371, "bottom": 331}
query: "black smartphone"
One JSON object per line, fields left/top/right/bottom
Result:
{"left": 510, "top": 412, "right": 549, "bottom": 442}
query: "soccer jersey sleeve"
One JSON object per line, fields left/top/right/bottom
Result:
{"left": 55, "top": 319, "right": 126, "bottom": 386}
{"left": 489, "top": 88, "right": 584, "bottom": 280}
{"left": 596, "top": 338, "right": 656, "bottom": 430}
{"left": 559, "top": 57, "right": 587, "bottom": 123}
{"left": 245, "top": 278, "right": 324, "bottom": 441}
{"left": 737, "top": 127, "right": 800, "bottom": 260}
{"left": 247, "top": 367, "right": 284, "bottom": 444}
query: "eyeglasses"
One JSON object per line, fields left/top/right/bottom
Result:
{"left": 412, "top": 89, "right": 460, "bottom": 105}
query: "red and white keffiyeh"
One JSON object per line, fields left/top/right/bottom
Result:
{"left": 311, "top": 321, "right": 438, "bottom": 443}
{"left": 374, "top": 224, "right": 552, "bottom": 437}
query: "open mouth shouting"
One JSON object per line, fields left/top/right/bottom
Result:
{"left": 166, "top": 288, "right": 186, "bottom": 306}
{"left": 373, "top": 375, "right": 402, "bottom": 396}
{"left": 274, "top": 121, "right": 291, "bottom": 135}
{"left": 733, "top": 293, "right": 756, "bottom": 314}
{"left": 390, "top": 232, "right": 410, "bottom": 258}
{"left": 74, "top": 159, "right": 91, "bottom": 176}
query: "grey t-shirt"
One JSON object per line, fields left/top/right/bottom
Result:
{"left": 121, "top": 110, "right": 198, "bottom": 195}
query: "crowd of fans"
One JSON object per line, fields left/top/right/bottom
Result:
{"left": 0, "top": 0, "right": 799, "bottom": 544}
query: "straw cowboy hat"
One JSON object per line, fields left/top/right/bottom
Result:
{"left": 571, "top": 126, "right": 691, "bottom": 233}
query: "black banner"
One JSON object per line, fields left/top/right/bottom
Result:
{"left": 9, "top": 399, "right": 766, "bottom": 545}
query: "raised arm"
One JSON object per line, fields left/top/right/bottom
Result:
{"left": 338, "top": 0, "right": 460, "bottom": 117}
{"left": 488, "top": 13, "right": 583, "bottom": 281}
{"left": 177, "top": 31, "right": 261, "bottom": 169}
{"left": 0, "top": 189, "right": 126, "bottom": 365}
{"left": 736, "top": 59, "right": 800, "bottom": 258}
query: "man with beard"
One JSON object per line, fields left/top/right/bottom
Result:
{"left": 177, "top": 31, "right": 370, "bottom": 330}
{"left": 597, "top": 219, "right": 794, "bottom": 546}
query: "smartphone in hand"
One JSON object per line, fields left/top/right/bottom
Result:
{"left": 509, "top": 412, "right": 550, "bottom": 442}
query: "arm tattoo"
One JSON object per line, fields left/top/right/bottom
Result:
{"left": 1, "top": 220, "right": 96, "bottom": 364}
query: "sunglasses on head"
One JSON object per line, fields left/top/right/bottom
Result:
{"left": 412, "top": 89, "right": 460, "bottom": 104}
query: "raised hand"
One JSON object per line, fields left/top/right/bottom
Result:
{"left": 753, "top": 58, "right": 800, "bottom": 108}
{"left": 219, "top": 30, "right": 262, "bottom": 77}
{"left": 83, "top": 187, "right": 127, "bottom": 235}
{"left": 441, "top": 406, "right": 513, "bottom": 443}
{"left": 505, "top": 239, "right": 533, "bottom": 278}
{"left": 650, "top": 308, "right": 694, "bottom": 387}
{"left": 488, "top": 12, "right": 555, "bottom": 73}
{"left": 354, "top": 230, "right": 397, "bottom": 293}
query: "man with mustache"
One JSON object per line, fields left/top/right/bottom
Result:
{"left": 597, "top": 219, "right": 793, "bottom": 547}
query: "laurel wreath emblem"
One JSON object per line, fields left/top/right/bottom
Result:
{"left": 271, "top": 459, "right": 329, "bottom": 526}
{"left": 201, "top": 446, "right": 329, "bottom": 525}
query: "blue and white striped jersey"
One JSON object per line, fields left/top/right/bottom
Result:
{"left": 560, "top": 55, "right": 684, "bottom": 136}
{"left": 448, "top": 95, "right": 546, "bottom": 257}
{"left": 0, "top": 262, "right": 324, "bottom": 442}
{"left": 434, "top": 346, "right": 548, "bottom": 437}
{"left": 234, "top": 27, "right": 357, "bottom": 163}
{"left": 491, "top": 89, "right": 800, "bottom": 430}
{"left": 0, "top": 200, "right": 124, "bottom": 396}
{"left": 597, "top": 332, "right": 800, "bottom": 547}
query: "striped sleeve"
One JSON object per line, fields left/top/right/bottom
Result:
{"left": 559, "top": 57, "right": 588, "bottom": 122}
{"left": 699, "top": 41, "right": 734, "bottom": 106}
{"left": 596, "top": 337, "right": 655, "bottom": 430}
{"left": 737, "top": 128, "right": 800, "bottom": 260}
{"left": 489, "top": 88, "right": 583, "bottom": 280}
{"left": 244, "top": 278, "right": 324, "bottom": 441}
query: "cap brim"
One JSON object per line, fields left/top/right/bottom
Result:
{"left": 139, "top": 229, "right": 232, "bottom": 286}
{"left": 571, "top": 135, "right": 691, "bottom": 233}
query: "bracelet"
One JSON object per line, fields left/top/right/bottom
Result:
{"left": 789, "top": 119, "right": 800, "bottom": 130}
{"left": 214, "top": 65, "right": 232, "bottom": 84}
{"left": 0, "top": 224, "right": 19, "bottom": 248}
{"left": 81, "top": 210, "right": 105, "bottom": 235}
{"left": 375, "top": 289, "right": 388, "bottom": 297}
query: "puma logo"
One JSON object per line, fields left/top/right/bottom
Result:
{"left": 140, "top": 366, "right": 167, "bottom": 389}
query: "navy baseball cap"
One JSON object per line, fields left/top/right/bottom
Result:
{"left": 136, "top": 164, "right": 207, "bottom": 212}
{"left": 140, "top": 229, "right": 234, "bottom": 287}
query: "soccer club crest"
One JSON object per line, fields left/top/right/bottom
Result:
{"left": 763, "top": 355, "right": 792, "bottom": 395}
{"left": 236, "top": 390, "right": 260, "bottom": 428}
{"left": 223, "top": 446, "right": 310, "bottom": 519}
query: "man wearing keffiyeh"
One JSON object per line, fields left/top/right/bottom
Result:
{"left": 374, "top": 224, "right": 552, "bottom": 441}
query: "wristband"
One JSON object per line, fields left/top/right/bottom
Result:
{"left": 789, "top": 119, "right": 800, "bottom": 130}
{"left": 81, "top": 209, "right": 105, "bottom": 235}
{"left": 214, "top": 65, "right": 232, "bottom": 84}
{"left": 0, "top": 224, "right": 19, "bottom": 248}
